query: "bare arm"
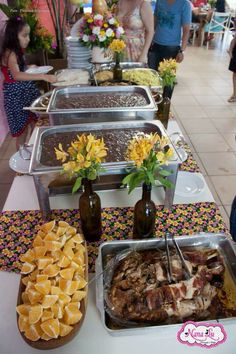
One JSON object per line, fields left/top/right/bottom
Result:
{"left": 139, "top": 1, "right": 154, "bottom": 62}
{"left": 7, "top": 52, "right": 56, "bottom": 83}
{"left": 176, "top": 24, "right": 190, "bottom": 63}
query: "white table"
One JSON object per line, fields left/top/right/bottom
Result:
{"left": 1, "top": 121, "right": 235, "bottom": 354}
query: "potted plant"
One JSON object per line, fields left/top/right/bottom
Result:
{"left": 55, "top": 133, "right": 108, "bottom": 242}
{"left": 122, "top": 133, "right": 173, "bottom": 239}
{"left": 78, "top": 11, "right": 125, "bottom": 62}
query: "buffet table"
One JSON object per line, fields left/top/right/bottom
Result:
{"left": 0, "top": 121, "right": 235, "bottom": 354}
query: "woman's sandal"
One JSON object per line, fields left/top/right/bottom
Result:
{"left": 228, "top": 96, "right": 236, "bottom": 103}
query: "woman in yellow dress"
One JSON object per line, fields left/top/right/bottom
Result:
{"left": 116, "top": 0, "right": 154, "bottom": 63}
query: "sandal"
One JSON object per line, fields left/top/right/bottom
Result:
{"left": 228, "top": 96, "right": 236, "bottom": 102}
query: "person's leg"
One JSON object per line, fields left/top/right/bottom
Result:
{"left": 228, "top": 72, "right": 236, "bottom": 102}
{"left": 148, "top": 43, "right": 162, "bottom": 70}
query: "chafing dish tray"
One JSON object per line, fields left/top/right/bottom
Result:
{"left": 46, "top": 86, "right": 157, "bottom": 125}
{"left": 96, "top": 234, "right": 236, "bottom": 336}
{"left": 52, "top": 68, "right": 92, "bottom": 87}
{"left": 29, "top": 121, "right": 181, "bottom": 175}
{"left": 24, "top": 91, "right": 52, "bottom": 114}
{"left": 122, "top": 68, "right": 163, "bottom": 91}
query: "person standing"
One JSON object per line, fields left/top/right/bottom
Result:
{"left": 116, "top": 0, "right": 154, "bottom": 63}
{"left": 148, "top": 0, "right": 191, "bottom": 72}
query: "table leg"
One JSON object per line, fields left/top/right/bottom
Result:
{"left": 33, "top": 175, "right": 51, "bottom": 221}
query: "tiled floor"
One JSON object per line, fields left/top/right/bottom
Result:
{"left": 0, "top": 37, "right": 235, "bottom": 229}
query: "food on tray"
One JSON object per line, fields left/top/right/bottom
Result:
{"left": 55, "top": 92, "right": 148, "bottom": 109}
{"left": 106, "top": 248, "right": 236, "bottom": 325}
{"left": 40, "top": 96, "right": 50, "bottom": 108}
{"left": 40, "top": 126, "right": 160, "bottom": 166}
{"left": 95, "top": 70, "right": 113, "bottom": 81}
{"left": 16, "top": 220, "right": 87, "bottom": 342}
{"left": 54, "top": 69, "right": 90, "bottom": 86}
{"left": 123, "top": 69, "right": 161, "bottom": 86}
{"left": 99, "top": 80, "right": 133, "bottom": 86}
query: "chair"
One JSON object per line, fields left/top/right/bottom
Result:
{"left": 202, "top": 11, "right": 231, "bottom": 49}
{"left": 190, "top": 22, "right": 200, "bottom": 45}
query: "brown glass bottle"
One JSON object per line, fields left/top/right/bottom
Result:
{"left": 113, "top": 53, "right": 122, "bottom": 81}
{"left": 133, "top": 183, "right": 156, "bottom": 239}
{"left": 79, "top": 179, "right": 102, "bottom": 242}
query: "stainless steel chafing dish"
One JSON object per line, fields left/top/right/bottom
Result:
{"left": 29, "top": 121, "right": 181, "bottom": 219}
{"left": 46, "top": 86, "right": 157, "bottom": 125}
{"left": 96, "top": 234, "right": 236, "bottom": 336}
{"left": 122, "top": 68, "right": 163, "bottom": 92}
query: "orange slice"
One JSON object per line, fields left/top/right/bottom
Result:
{"left": 24, "top": 324, "right": 42, "bottom": 341}
{"left": 21, "top": 276, "right": 30, "bottom": 286}
{"left": 72, "top": 290, "right": 86, "bottom": 302}
{"left": 51, "top": 286, "right": 62, "bottom": 296}
{"left": 35, "top": 280, "right": 51, "bottom": 295}
{"left": 18, "top": 315, "right": 29, "bottom": 332}
{"left": 16, "top": 304, "right": 31, "bottom": 317}
{"left": 57, "top": 255, "right": 71, "bottom": 268}
{"left": 41, "top": 220, "right": 56, "bottom": 233}
{"left": 44, "top": 240, "right": 62, "bottom": 252}
{"left": 27, "top": 288, "right": 43, "bottom": 305}
{"left": 51, "top": 250, "right": 62, "bottom": 262}
{"left": 36, "top": 274, "right": 48, "bottom": 283}
{"left": 60, "top": 268, "right": 75, "bottom": 280}
{"left": 58, "top": 293, "right": 71, "bottom": 306}
{"left": 37, "top": 229, "right": 47, "bottom": 239}
{"left": 66, "top": 226, "right": 77, "bottom": 236}
{"left": 33, "top": 234, "right": 44, "bottom": 247}
{"left": 41, "top": 310, "right": 54, "bottom": 322}
{"left": 59, "top": 279, "right": 79, "bottom": 295}
{"left": 29, "top": 269, "right": 39, "bottom": 281}
{"left": 42, "top": 295, "right": 58, "bottom": 308}
{"left": 63, "top": 245, "right": 74, "bottom": 261}
{"left": 51, "top": 303, "right": 63, "bottom": 319}
{"left": 21, "top": 291, "right": 30, "bottom": 304}
{"left": 40, "top": 318, "right": 60, "bottom": 339}
{"left": 21, "top": 262, "right": 35, "bottom": 275}
{"left": 63, "top": 302, "right": 82, "bottom": 325}
{"left": 29, "top": 305, "right": 43, "bottom": 324}
{"left": 20, "top": 249, "right": 35, "bottom": 263}
{"left": 58, "top": 221, "right": 70, "bottom": 228}
{"left": 34, "top": 246, "right": 47, "bottom": 259}
{"left": 56, "top": 226, "right": 68, "bottom": 237}
{"left": 59, "top": 322, "right": 73, "bottom": 337}
{"left": 37, "top": 257, "right": 54, "bottom": 270}
{"left": 71, "top": 234, "right": 83, "bottom": 244}
{"left": 41, "top": 332, "right": 52, "bottom": 341}
{"left": 43, "top": 264, "right": 60, "bottom": 277}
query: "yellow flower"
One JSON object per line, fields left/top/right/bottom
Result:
{"left": 104, "top": 23, "right": 108, "bottom": 28}
{"left": 100, "top": 30, "right": 106, "bottom": 36}
{"left": 55, "top": 143, "right": 68, "bottom": 162}
{"left": 109, "top": 39, "right": 126, "bottom": 53}
{"left": 87, "top": 18, "right": 93, "bottom": 23}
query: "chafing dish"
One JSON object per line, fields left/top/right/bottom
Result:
{"left": 46, "top": 86, "right": 157, "bottom": 125}
{"left": 52, "top": 68, "right": 93, "bottom": 87}
{"left": 122, "top": 68, "right": 163, "bottom": 92}
{"left": 96, "top": 234, "right": 236, "bottom": 336}
{"left": 24, "top": 91, "right": 52, "bottom": 114}
{"left": 29, "top": 121, "right": 181, "bottom": 219}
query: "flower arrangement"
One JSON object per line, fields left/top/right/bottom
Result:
{"left": 158, "top": 59, "right": 177, "bottom": 88}
{"left": 78, "top": 12, "right": 125, "bottom": 49}
{"left": 122, "top": 133, "right": 174, "bottom": 193}
{"left": 55, "top": 134, "right": 108, "bottom": 193}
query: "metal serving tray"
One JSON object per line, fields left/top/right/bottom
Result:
{"left": 24, "top": 91, "right": 52, "bottom": 115}
{"left": 46, "top": 86, "right": 157, "bottom": 125}
{"left": 96, "top": 234, "right": 236, "bottom": 336}
{"left": 122, "top": 68, "right": 163, "bottom": 92}
{"left": 29, "top": 121, "right": 181, "bottom": 175}
{"left": 52, "top": 68, "right": 93, "bottom": 87}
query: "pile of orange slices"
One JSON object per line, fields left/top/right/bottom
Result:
{"left": 16, "top": 220, "right": 87, "bottom": 341}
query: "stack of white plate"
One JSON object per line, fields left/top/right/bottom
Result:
{"left": 66, "top": 36, "right": 92, "bottom": 70}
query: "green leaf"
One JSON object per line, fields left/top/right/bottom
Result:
{"left": 158, "top": 169, "right": 172, "bottom": 177}
{"left": 146, "top": 171, "right": 156, "bottom": 185}
{"left": 72, "top": 177, "right": 82, "bottom": 194}
{"left": 122, "top": 172, "right": 136, "bottom": 186}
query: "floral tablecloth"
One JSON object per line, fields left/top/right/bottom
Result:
{"left": 0, "top": 203, "right": 229, "bottom": 273}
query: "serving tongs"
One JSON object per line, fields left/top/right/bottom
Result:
{"left": 164, "top": 233, "right": 191, "bottom": 283}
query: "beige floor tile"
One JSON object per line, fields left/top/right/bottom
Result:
{"left": 171, "top": 95, "right": 199, "bottom": 106}
{"left": 180, "top": 119, "right": 218, "bottom": 134}
{"left": 213, "top": 86, "right": 232, "bottom": 95}
{"left": 189, "top": 133, "right": 231, "bottom": 152}
{"left": 210, "top": 176, "right": 236, "bottom": 205}
{"left": 218, "top": 206, "right": 230, "bottom": 229}
{"left": 203, "top": 106, "right": 235, "bottom": 118}
{"left": 228, "top": 105, "right": 236, "bottom": 114}
{"left": 192, "top": 152, "right": 207, "bottom": 176}
{"left": 189, "top": 86, "right": 218, "bottom": 95}
{"left": 0, "top": 159, "right": 16, "bottom": 184}
{"left": 222, "top": 133, "right": 236, "bottom": 151}
{"left": 173, "top": 86, "right": 192, "bottom": 96}
{"left": 173, "top": 105, "right": 208, "bottom": 119}
{"left": 0, "top": 184, "right": 11, "bottom": 211}
{"left": 207, "top": 79, "right": 231, "bottom": 88}
{"left": 204, "top": 176, "right": 221, "bottom": 205}
{"left": 211, "top": 118, "right": 236, "bottom": 133}
{"left": 198, "top": 152, "right": 236, "bottom": 175}
{"left": 194, "top": 95, "right": 226, "bottom": 106}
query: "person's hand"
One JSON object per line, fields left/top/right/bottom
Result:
{"left": 176, "top": 52, "right": 184, "bottom": 63}
{"left": 43, "top": 74, "right": 57, "bottom": 83}
{"left": 138, "top": 53, "right": 148, "bottom": 64}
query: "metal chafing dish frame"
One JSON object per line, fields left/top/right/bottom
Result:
{"left": 29, "top": 121, "right": 181, "bottom": 220}
{"left": 46, "top": 86, "right": 157, "bottom": 125}
{"left": 96, "top": 234, "right": 236, "bottom": 336}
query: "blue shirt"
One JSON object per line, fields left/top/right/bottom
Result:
{"left": 153, "top": 0, "right": 191, "bottom": 46}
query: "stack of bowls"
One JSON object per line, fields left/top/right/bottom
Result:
{"left": 66, "top": 36, "right": 92, "bottom": 70}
